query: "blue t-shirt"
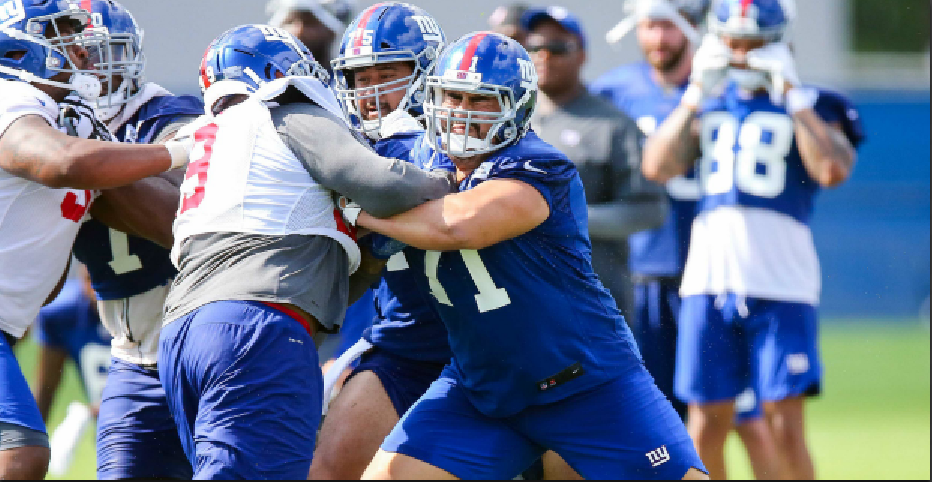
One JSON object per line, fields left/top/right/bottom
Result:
{"left": 72, "top": 94, "right": 204, "bottom": 300}
{"left": 362, "top": 132, "right": 452, "bottom": 364}
{"left": 698, "top": 84, "right": 865, "bottom": 223}
{"left": 34, "top": 281, "right": 112, "bottom": 405}
{"left": 591, "top": 61, "right": 699, "bottom": 277}
{"left": 407, "top": 131, "right": 644, "bottom": 417}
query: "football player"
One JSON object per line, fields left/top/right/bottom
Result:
{"left": 0, "top": 1, "right": 193, "bottom": 478}
{"left": 356, "top": 31, "right": 707, "bottom": 480}
{"left": 32, "top": 267, "right": 110, "bottom": 477}
{"left": 157, "top": 24, "right": 453, "bottom": 479}
{"left": 65, "top": 1, "right": 204, "bottom": 479}
{"left": 310, "top": 3, "right": 448, "bottom": 479}
{"left": 592, "top": 0, "right": 708, "bottom": 423}
{"left": 642, "top": 0, "right": 865, "bottom": 479}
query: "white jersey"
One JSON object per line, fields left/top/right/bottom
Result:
{"left": 679, "top": 206, "right": 821, "bottom": 306}
{"left": 0, "top": 80, "right": 94, "bottom": 338}
{"left": 171, "top": 79, "right": 361, "bottom": 274}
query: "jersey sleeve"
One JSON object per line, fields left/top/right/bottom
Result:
{"left": 0, "top": 81, "right": 59, "bottom": 137}
{"left": 483, "top": 157, "right": 577, "bottom": 211}
{"left": 814, "top": 89, "right": 866, "bottom": 148}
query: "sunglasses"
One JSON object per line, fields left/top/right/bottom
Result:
{"left": 526, "top": 41, "right": 579, "bottom": 56}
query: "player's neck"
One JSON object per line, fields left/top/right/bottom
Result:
{"left": 650, "top": 55, "right": 692, "bottom": 89}
{"left": 451, "top": 153, "right": 491, "bottom": 181}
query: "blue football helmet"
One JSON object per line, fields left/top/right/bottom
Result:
{"left": 607, "top": 0, "right": 711, "bottom": 45}
{"left": 332, "top": 2, "right": 445, "bottom": 139}
{"left": 424, "top": 31, "right": 537, "bottom": 158}
{"left": 709, "top": 0, "right": 794, "bottom": 42}
{"left": 709, "top": 0, "right": 795, "bottom": 91}
{"left": 0, "top": 0, "right": 106, "bottom": 99}
{"left": 199, "top": 24, "right": 329, "bottom": 110}
{"left": 80, "top": 0, "right": 144, "bottom": 120}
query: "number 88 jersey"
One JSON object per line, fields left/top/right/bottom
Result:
{"left": 681, "top": 84, "right": 864, "bottom": 305}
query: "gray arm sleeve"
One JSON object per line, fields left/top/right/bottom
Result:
{"left": 271, "top": 103, "right": 453, "bottom": 218}
{"left": 588, "top": 112, "right": 668, "bottom": 241}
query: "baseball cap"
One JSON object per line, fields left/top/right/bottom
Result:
{"left": 521, "top": 6, "right": 587, "bottom": 49}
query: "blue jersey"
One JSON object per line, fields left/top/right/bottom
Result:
{"left": 34, "top": 281, "right": 112, "bottom": 405}
{"left": 591, "top": 62, "right": 698, "bottom": 277}
{"left": 407, "top": 131, "right": 644, "bottom": 417}
{"left": 363, "top": 132, "right": 452, "bottom": 363}
{"left": 73, "top": 94, "right": 204, "bottom": 300}
{"left": 698, "top": 84, "right": 865, "bottom": 224}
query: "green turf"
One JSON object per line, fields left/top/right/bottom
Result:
{"left": 15, "top": 321, "right": 931, "bottom": 480}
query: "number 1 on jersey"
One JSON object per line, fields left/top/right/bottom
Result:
{"left": 108, "top": 229, "right": 143, "bottom": 275}
{"left": 425, "top": 250, "right": 511, "bottom": 312}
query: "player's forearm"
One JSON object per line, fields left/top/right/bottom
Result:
{"left": 793, "top": 111, "right": 855, "bottom": 188}
{"left": 34, "top": 346, "right": 67, "bottom": 421}
{"left": 91, "top": 176, "right": 179, "bottom": 249}
{"left": 642, "top": 105, "right": 700, "bottom": 183}
{"left": 326, "top": 155, "right": 454, "bottom": 219}
{"left": 0, "top": 115, "right": 173, "bottom": 189}
{"left": 587, "top": 197, "right": 668, "bottom": 241}
{"left": 357, "top": 197, "right": 473, "bottom": 251}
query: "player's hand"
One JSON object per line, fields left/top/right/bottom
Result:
{"left": 58, "top": 96, "right": 113, "bottom": 141}
{"left": 746, "top": 42, "right": 800, "bottom": 103}
{"left": 379, "top": 109, "right": 423, "bottom": 139}
{"left": 684, "top": 34, "right": 730, "bottom": 109}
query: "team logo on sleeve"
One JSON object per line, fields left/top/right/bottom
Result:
{"left": 0, "top": 0, "right": 25, "bottom": 30}
{"left": 646, "top": 445, "right": 671, "bottom": 467}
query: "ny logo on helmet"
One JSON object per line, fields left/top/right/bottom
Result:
{"left": 517, "top": 58, "right": 537, "bottom": 90}
{"left": 0, "top": 0, "right": 25, "bottom": 30}
{"left": 411, "top": 15, "right": 442, "bottom": 42}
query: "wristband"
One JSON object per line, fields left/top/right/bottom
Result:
{"left": 165, "top": 141, "right": 189, "bottom": 170}
{"left": 681, "top": 84, "right": 703, "bottom": 111}
{"left": 786, "top": 87, "right": 819, "bottom": 115}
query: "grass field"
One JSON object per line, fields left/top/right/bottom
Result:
{"left": 15, "top": 320, "right": 931, "bottom": 480}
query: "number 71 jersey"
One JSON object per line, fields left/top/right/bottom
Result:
{"left": 681, "top": 85, "right": 864, "bottom": 305}
{"left": 407, "top": 131, "right": 644, "bottom": 418}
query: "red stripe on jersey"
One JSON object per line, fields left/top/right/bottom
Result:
{"left": 458, "top": 32, "right": 489, "bottom": 72}
{"left": 353, "top": 3, "right": 385, "bottom": 47}
{"left": 740, "top": 0, "right": 754, "bottom": 17}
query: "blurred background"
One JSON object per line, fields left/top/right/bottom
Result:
{"left": 15, "top": 0, "right": 929, "bottom": 479}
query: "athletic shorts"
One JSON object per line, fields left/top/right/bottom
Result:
{"left": 96, "top": 357, "right": 192, "bottom": 480}
{"left": 158, "top": 300, "right": 322, "bottom": 480}
{"left": 633, "top": 277, "right": 686, "bottom": 419}
{"left": 675, "top": 294, "right": 822, "bottom": 406}
{"left": 382, "top": 364, "right": 706, "bottom": 480}
{"left": 0, "top": 332, "right": 47, "bottom": 450}
{"left": 347, "top": 347, "right": 446, "bottom": 417}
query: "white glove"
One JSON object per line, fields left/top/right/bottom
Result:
{"left": 746, "top": 42, "right": 800, "bottom": 105}
{"left": 684, "top": 34, "right": 731, "bottom": 108}
{"left": 164, "top": 117, "right": 210, "bottom": 169}
{"left": 379, "top": 109, "right": 423, "bottom": 139}
{"left": 337, "top": 195, "right": 361, "bottom": 226}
